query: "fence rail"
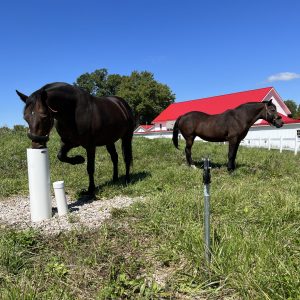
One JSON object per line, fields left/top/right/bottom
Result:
{"left": 241, "top": 136, "right": 299, "bottom": 155}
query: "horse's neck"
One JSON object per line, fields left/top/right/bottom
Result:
{"left": 241, "top": 104, "right": 265, "bottom": 127}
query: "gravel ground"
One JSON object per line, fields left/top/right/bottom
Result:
{"left": 0, "top": 195, "right": 142, "bottom": 235}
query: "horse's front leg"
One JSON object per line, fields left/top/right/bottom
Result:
{"left": 227, "top": 139, "right": 240, "bottom": 172}
{"left": 86, "top": 147, "right": 96, "bottom": 195}
{"left": 57, "top": 141, "right": 85, "bottom": 165}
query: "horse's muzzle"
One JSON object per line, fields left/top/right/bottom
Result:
{"left": 274, "top": 123, "right": 284, "bottom": 128}
{"left": 27, "top": 132, "right": 49, "bottom": 143}
{"left": 272, "top": 118, "right": 284, "bottom": 128}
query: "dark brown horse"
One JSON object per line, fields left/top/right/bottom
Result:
{"left": 17, "top": 82, "right": 135, "bottom": 195}
{"left": 172, "top": 100, "right": 283, "bottom": 171}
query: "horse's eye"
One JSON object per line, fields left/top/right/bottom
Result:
{"left": 31, "top": 111, "right": 35, "bottom": 116}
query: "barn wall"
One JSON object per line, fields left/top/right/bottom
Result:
{"left": 153, "top": 122, "right": 167, "bottom": 131}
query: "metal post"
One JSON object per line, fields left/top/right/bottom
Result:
{"left": 203, "top": 158, "right": 211, "bottom": 264}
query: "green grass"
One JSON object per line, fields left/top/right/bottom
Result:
{"left": 0, "top": 126, "right": 299, "bottom": 299}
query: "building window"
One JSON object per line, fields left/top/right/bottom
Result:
{"left": 297, "top": 130, "right": 300, "bottom": 138}
{"left": 160, "top": 124, "right": 162, "bottom": 130}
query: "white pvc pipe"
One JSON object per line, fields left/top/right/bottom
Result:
{"left": 53, "top": 181, "right": 68, "bottom": 216}
{"left": 27, "top": 148, "right": 52, "bottom": 222}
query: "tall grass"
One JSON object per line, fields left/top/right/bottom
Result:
{"left": 0, "top": 127, "right": 299, "bottom": 299}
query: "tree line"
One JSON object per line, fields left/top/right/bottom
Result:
{"left": 74, "top": 69, "right": 175, "bottom": 125}
{"left": 283, "top": 100, "right": 300, "bottom": 119}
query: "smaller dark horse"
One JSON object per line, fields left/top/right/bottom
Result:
{"left": 172, "top": 100, "right": 283, "bottom": 171}
{"left": 17, "top": 82, "right": 135, "bottom": 195}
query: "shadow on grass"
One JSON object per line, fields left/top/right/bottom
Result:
{"left": 193, "top": 160, "right": 248, "bottom": 170}
{"left": 194, "top": 160, "right": 225, "bottom": 169}
{"left": 69, "top": 171, "right": 151, "bottom": 209}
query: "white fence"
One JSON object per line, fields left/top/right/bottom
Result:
{"left": 241, "top": 136, "right": 299, "bottom": 155}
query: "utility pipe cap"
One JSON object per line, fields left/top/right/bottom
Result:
{"left": 53, "top": 181, "right": 64, "bottom": 189}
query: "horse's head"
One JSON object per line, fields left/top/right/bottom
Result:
{"left": 263, "top": 100, "right": 284, "bottom": 128}
{"left": 16, "top": 89, "right": 54, "bottom": 149}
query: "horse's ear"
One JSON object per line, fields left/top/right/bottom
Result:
{"left": 16, "top": 90, "right": 28, "bottom": 103}
{"left": 267, "top": 99, "right": 273, "bottom": 106}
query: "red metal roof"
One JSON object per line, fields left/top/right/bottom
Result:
{"left": 153, "top": 87, "right": 273, "bottom": 123}
{"left": 140, "top": 125, "right": 154, "bottom": 130}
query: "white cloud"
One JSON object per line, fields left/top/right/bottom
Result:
{"left": 267, "top": 72, "right": 300, "bottom": 82}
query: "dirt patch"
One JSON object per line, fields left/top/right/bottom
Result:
{"left": 0, "top": 195, "right": 143, "bottom": 235}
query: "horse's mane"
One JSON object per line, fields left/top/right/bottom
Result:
{"left": 219, "top": 102, "right": 262, "bottom": 115}
{"left": 24, "top": 83, "right": 72, "bottom": 110}
{"left": 236, "top": 101, "right": 264, "bottom": 109}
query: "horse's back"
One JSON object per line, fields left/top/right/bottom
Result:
{"left": 178, "top": 111, "right": 210, "bottom": 130}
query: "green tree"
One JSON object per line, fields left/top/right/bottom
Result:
{"left": 117, "top": 71, "right": 175, "bottom": 124}
{"left": 74, "top": 68, "right": 124, "bottom": 97}
{"left": 284, "top": 99, "right": 298, "bottom": 118}
{"left": 74, "top": 69, "right": 175, "bottom": 124}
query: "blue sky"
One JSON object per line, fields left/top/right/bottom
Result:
{"left": 1, "top": 0, "right": 299, "bottom": 127}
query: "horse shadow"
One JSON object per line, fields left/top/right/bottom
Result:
{"left": 51, "top": 195, "right": 95, "bottom": 214}
{"left": 67, "top": 171, "right": 151, "bottom": 211}
{"left": 96, "top": 170, "right": 151, "bottom": 189}
{"left": 194, "top": 160, "right": 224, "bottom": 169}
{"left": 193, "top": 160, "right": 247, "bottom": 170}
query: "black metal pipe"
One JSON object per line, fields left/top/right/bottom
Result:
{"left": 203, "top": 157, "right": 211, "bottom": 264}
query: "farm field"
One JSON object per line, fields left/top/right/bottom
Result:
{"left": 0, "top": 126, "right": 299, "bottom": 299}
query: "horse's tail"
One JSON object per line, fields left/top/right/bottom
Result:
{"left": 172, "top": 116, "right": 181, "bottom": 149}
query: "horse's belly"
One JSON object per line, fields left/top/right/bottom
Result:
{"left": 91, "top": 124, "right": 128, "bottom": 146}
{"left": 196, "top": 127, "right": 227, "bottom": 142}
{"left": 201, "top": 135, "right": 226, "bottom": 142}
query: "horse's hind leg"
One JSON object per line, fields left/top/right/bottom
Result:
{"left": 86, "top": 146, "right": 96, "bottom": 194}
{"left": 106, "top": 144, "right": 118, "bottom": 182}
{"left": 185, "top": 136, "right": 196, "bottom": 168}
{"left": 57, "top": 141, "right": 85, "bottom": 165}
{"left": 121, "top": 133, "right": 133, "bottom": 184}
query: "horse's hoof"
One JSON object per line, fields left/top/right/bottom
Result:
{"left": 190, "top": 165, "right": 197, "bottom": 169}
